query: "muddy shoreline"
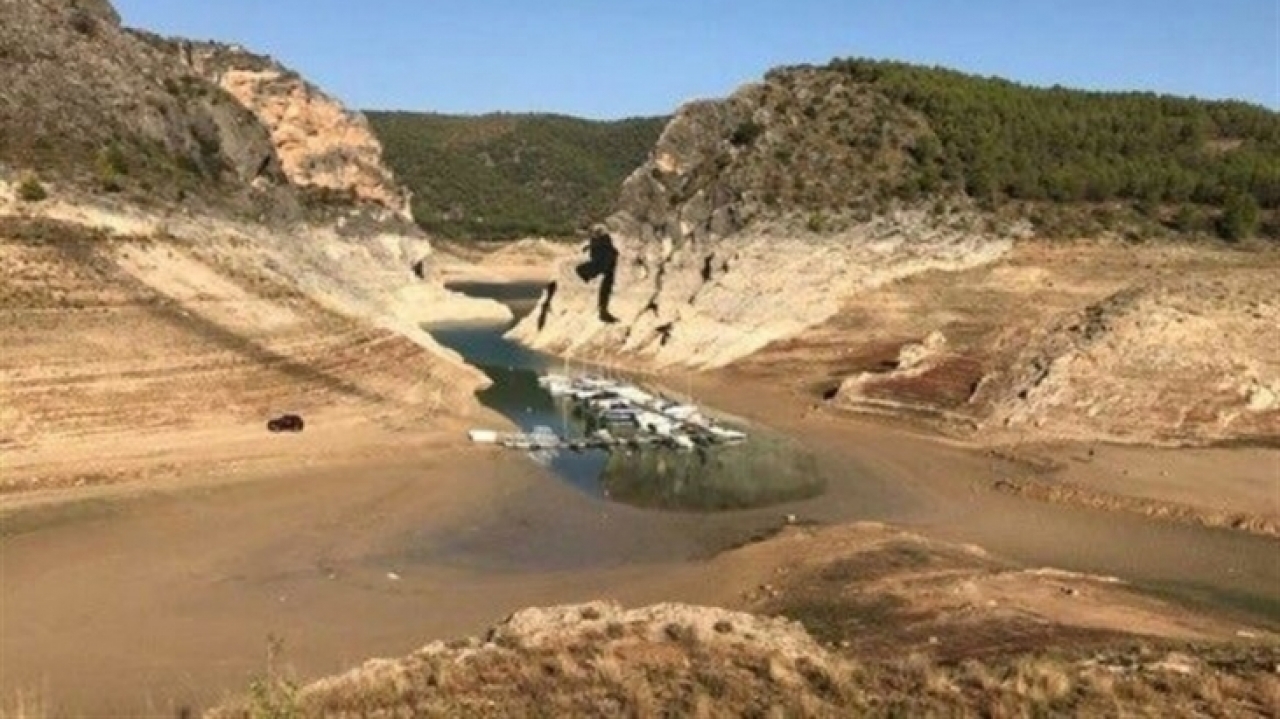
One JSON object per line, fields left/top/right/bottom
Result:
{"left": 3, "top": 278, "right": 1277, "bottom": 715}
{"left": 519, "top": 345, "right": 1279, "bottom": 616}
{"left": 546, "top": 337, "right": 1280, "bottom": 541}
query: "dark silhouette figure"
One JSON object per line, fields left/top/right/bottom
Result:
{"left": 536, "top": 280, "right": 558, "bottom": 331}
{"left": 575, "top": 230, "right": 620, "bottom": 323}
{"left": 656, "top": 322, "right": 674, "bottom": 346}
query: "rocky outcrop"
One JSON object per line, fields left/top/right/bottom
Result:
{"left": 978, "top": 281, "right": 1280, "bottom": 444}
{"left": 808, "top": 241, "right": 1280, "bottom": 446}
{"left": 0, "top": 0, "right": 286, "bottom": 200}
{"left": 510, "top": 63, "right": 1277, "bottom": 447}
{"left": 512, "top": 209, "right": 1017, "bottom": 370}
{"left": 0, "top": 3, "right": 403, "bottom": 219}
{"left": 509, "top": 67, "right": 1022, "bottom": 369}
{"left": 182, "top": 43, "right": 413, "bottom": 219}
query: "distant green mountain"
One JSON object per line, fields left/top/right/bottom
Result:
{"left": 367, "top": 112, "right": 666, "bottom": 240}
{"left": 826, "top": 59, "right": 1279, "bottom": 237}
{"left": 592, "top": 59, "right": 1277, "bottom": 244}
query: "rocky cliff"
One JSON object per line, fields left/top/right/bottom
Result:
{"left": 0, "top": 0, "right": 502, "bottom": 327}
{"left": 0, "top": 0, "right": 287, "bottom": 205}
{"left": 510, "top": 63, "right": 1278, "bottom": 445}
{"left": 181, "top": 42, "right": 414, "bottom": 219}
{"left": 510, "top": 66, "right": 1024, "bottom": 369}
{"left": 2, "top": 0, "right": 415, "bottom": 219}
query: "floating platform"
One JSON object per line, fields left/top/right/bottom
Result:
{"left": 470, "top": 373, "right": 748, "bottom": 454}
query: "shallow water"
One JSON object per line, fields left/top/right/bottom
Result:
{"left": 436, "top": 281, "right": 1280, "bottom": 627}
{"left": 430, "top": 282, "right": 827, "bottom": 510}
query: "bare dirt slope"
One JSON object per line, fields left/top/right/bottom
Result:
{"left": 697, "top": 241, "right": 1280, "bottom": 534}
{"left": 211, "top": 525, "right": 1279, "bottom": 718}
{"left": 0, "top": 0, "right": 508, "bottom": 495}
{"left": 734, "top": 240, "right": 1280, "bottom": 446}
{"left": 0, "top": 214, "right": 490, "bottom": 494}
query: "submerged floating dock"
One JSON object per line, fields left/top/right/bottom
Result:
{"left": 468, "top": 374, "right": 747, "bottom": 453}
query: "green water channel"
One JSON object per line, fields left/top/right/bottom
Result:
{"left": 428, "top": 281, "right": 826, "bottom": 511}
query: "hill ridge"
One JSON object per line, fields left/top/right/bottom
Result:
{"left": 368, "top": 111, "right": 666, "bottom": 240}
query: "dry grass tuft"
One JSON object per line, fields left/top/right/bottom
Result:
{"left": 0, "top": 689, "right": 49, "bottom": 719}
{"left": 207, "top": 603, "right": 1280, "bottom": 719}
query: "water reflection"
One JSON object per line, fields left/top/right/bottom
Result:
{"left": 602, "top": 435, "right": 826, "bottom": 511}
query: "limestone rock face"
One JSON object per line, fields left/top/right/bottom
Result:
{"left": 978, "top": 282, "right": 1280, "bottom": 444}
{"left": 511, "top": 211, "right": 1015, "bottom": 370}
{"left": 509, "top": 68, "right": 1019, "bottom": 369}
{"left": 184, "top": 43, "right": 413, "bottom": 220}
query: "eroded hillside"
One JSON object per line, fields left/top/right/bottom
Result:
{"left": 742, "top": 242, "right": 1280, "bottom": 446}
{"left": 0, "top": 198, "right": 494, "bottom": 491}
{"left": 181, "top": 42, "right": 414, "bottom": 218}
{"left": 0, "top": 0, "right": 504, "bottom": 493}
{"left": 512, "top": 61, "right": 1280, "bottom": 445}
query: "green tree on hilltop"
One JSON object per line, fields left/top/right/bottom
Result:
{"left": 1218, "top": 193, "right": 1260, "bottom": 241}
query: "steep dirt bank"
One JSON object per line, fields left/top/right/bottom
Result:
{"left": 210, "top": 525, "right": 1277, "bottom": 718}
{"left": 732, "top": 239, "right": 1280, "bottom": 446}
{"left": 0, "top": 195, "right": 501, "bottom": 495}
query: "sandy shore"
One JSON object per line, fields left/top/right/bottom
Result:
{"left": 6, "top": 430, "right": 1275, "bottom": 715}
{"left": 433, "top": 238, "right": 573, "bottom": 285}
{"left": 0, "top": 438, "right": 798, "bottom": 713}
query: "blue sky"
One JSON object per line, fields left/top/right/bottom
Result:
{"left": 114, "top": 0, "right": 1278, "bottom": 118}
